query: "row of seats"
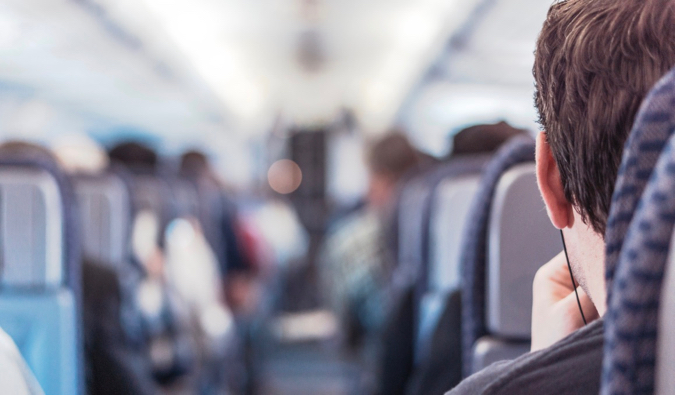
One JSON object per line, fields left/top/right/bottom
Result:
{"left": 0, "top": 146, "right": 245, "bottom": 394}
{"left": 380, "top": 136, "right": 562, "bottom": 393}
{"left": 381, "top": 65, "right": 675, "bottom": 394}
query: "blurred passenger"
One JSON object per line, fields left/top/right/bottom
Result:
{"left": 448, "top": 0, "right": 675, "bottom": 393}
{"left": 179, "top": 150, "right": 261, "bottom": 316}
{"left": 320, "top": 132, "right": 420, "bottom": 350}
{"left": 108, "top": 141, "right": 198, "bottom": 387}
{"left": 450, "top": 121, "right": 527, "bottom": 157}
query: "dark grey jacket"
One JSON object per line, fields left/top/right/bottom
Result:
{"left": 447, "top": 319, "right": 603, "bottom": 395}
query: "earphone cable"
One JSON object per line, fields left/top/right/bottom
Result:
{"left": 560, "top": 230, "right": 587, "bottom": 325}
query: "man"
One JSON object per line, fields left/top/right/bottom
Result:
{"left": 320, "top": 132, "right": 420, "bottom": 348}
{"left": 448, "top": 0, "right": 675, "bottom": 393}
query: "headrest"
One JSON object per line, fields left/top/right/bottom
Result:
{"left": 603, "top": 134, "right": 675, "bottom": 394}
{"left": 486, "top": 163, "right": 560, "bottom": 338}
{"left": 605, "top": 66, "right": 675, "bottom": 294}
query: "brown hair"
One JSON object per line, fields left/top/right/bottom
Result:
{"left": 534, "top": 0, "right": 675, "bottom": 235}
{"left": 367, "top": 132, "right": 419, "bottom": 181}
{"left": 451, "top": 121, "right": 528, "bottom": 156}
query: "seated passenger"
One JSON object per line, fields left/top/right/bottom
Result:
{"left": 448, "top": 0, "right": 675, "bottom": 393}
{"left": 179, "top": 151, "right": 259, "bottom": 316}
{"left": 320, "top": 132, "right": 420, "bottom": 349}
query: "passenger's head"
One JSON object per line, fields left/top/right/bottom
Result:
{"left": 366, "top": 132, "right": 419, "bottom": 207}
{"left": 108, "top": 142, "right": 158, "bottom": 172}
{"left": 451, "top": 121, "right": 528, "bottom": 156}
{"left": 51, "top": 134, "right": 109, "bottom": 174}
{"left": 180, "top": 150, "right": 210, "bottom": 178}
{"left": 0, "top": 141, "right": 58, "bottom": 165}
{"left": 533, "top": 0, "right": 675, "bottom": 310}
{"left": 534, "top": 0, "right": 675, "bottom": 236}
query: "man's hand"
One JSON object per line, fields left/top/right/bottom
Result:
{"left": 531, "top": 251, "right": 599, "bottom": 351}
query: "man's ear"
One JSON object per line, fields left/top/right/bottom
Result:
{"left": 536, "top": 132, "right": 573, "bottom": 229}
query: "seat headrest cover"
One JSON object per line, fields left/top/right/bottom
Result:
{"left": 602, "top": 134, "right": 675, "bottom": 394}
{"left": 460, "top": 136, "right": 535, "bottom": 377}
{"left": 605, "top": 66, "right": 675, "bottom": 296}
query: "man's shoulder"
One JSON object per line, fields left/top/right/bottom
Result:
{"left": 447, "top": 319, "right": 604, "bottom": 395}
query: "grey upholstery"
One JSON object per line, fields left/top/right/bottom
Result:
{"left": 397, "top": 177, "right": 432, "bottom": 285}
{"left": 656, "top": 231, "right": 675, "bottom": 395}
{"left": 131, "top": 175, "right": 173, "bottom": 229}
{"left": 429, "top": 176, "right": 481, "bottom": 293}
{"left": 73, "top": 173, "right": 132, "bottom": 269}
{"left": 471, "top": 163, "right": 561, "bottom": 373}
{"left": 169, "top": 178, "right": 200, "bottom": 219}
{"left": 486, "top": 163, "right": 561, "bottom": 338}
{"left": 0, "top": 167, "right": 64, "bottom": 288}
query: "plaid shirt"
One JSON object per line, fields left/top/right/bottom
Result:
{"left": 320, "top": 208, "right": 390, "bottom": 335}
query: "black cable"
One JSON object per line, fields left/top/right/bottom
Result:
{"left": 560, "top": 230, "right": 587, "bottom": 325}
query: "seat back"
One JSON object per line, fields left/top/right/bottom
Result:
{"left": 601, "top": 66, "right": 675, "bottom": 395}
{"left": 73, "top": 173, "right": 132, "bottom": 269}
{"left": 469, "top": 163, "right": 560, "bottom": 373}
{"left": 486, "top": 163, "right": 560, "bottom": 338}
{"left": 416, "top": 175, "right": 480, "bottom": 361}
{"left": 656, "top": 231, "right": 675, "bottom": 395}
{"left": 603, "top": 133, "right": 675, "bottom": 394}
{"left": 459, "top": 136, "right": 535, "bottom": 377}
{"left": 0, "top": 164, "right": 81, "bottom": 395}
{"left": 397, "top": 178, "right": 432, "bottom": 281}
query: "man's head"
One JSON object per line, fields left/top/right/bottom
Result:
{"left": 109, "top": 141, "right": 158, "bottom": 172}
{"left": 451, "top": 121, "right": 527, "bottom": 157}
{"left": 180, "top": 150, "right": 210, "bottom": 178}
{"left": 534, "top": 0, "right": 675, "bottom": 310}
{"left": 366, "top": 132, "right": 419, "bottom": 207}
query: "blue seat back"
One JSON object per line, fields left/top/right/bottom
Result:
{"left": 601, "top": 69, "right": 675, "bottom": 394}
{"left": 0, "top": 162, "right": 82, "bottom": 395}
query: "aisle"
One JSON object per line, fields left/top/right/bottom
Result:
{"left": 258, "top": 341, "right": 363, "bottom": 395}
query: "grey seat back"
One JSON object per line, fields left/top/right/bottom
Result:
{"left": 429, "top": 176, "right": 482, "bottom": 293}
{"left": 459, "top": 136, "right": 535, "bottom": 377}
{"left": 73, "top": 173, "right": 131, "bottom": 269}
{"left": 471, "top": 163, "right": 560, "bottom": 373}
{"left": 0, "top": 167, "right": 64, "bottom": 288}
{"left": 657, "top": 231, "right": 675, "bottom": 395}
{"left": 397, "top": 178, "right": 432, "bottom": 283}
{"left": 486, "top": 163, "right": 561, "bottom": 338}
